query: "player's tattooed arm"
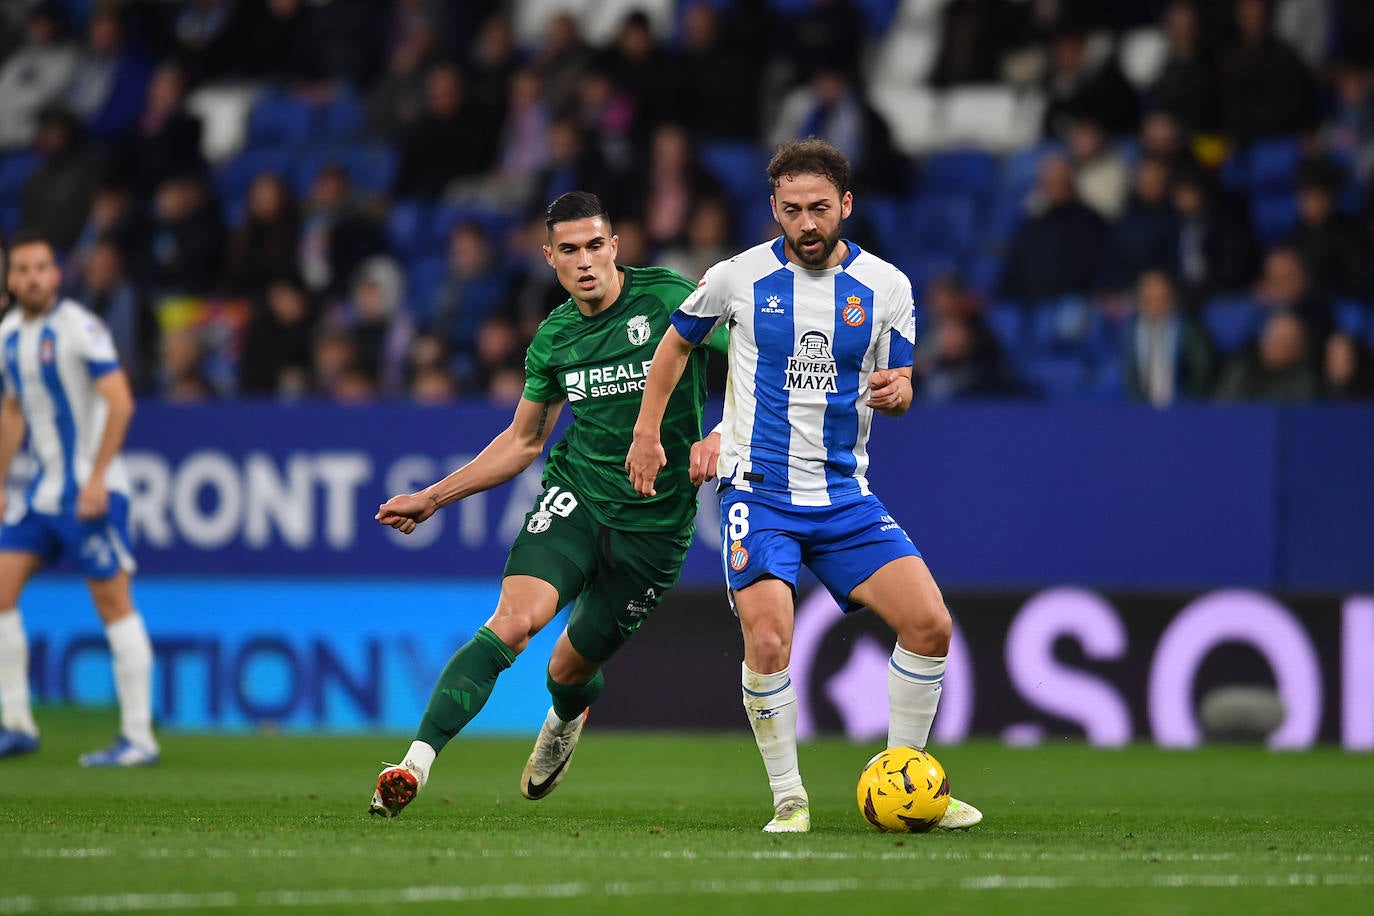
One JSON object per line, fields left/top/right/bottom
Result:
{"left": 533, "top": 402, "right": 552, "bottom": 442}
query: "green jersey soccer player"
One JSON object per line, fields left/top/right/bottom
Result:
{"left": 369, "top": 192, "right": 722, "bottom": 818}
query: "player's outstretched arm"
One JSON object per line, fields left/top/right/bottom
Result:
{"left": 82, "top": 369, "right": 135, "bottom": 520}
{"left": 627, "top": 325, "right": 696, "bottom": 497}
{"left": 867, "top": 367, "right": 914, "bottom": 417}
{"left": 376, "top": 397, "right": 565, "bottom": 534}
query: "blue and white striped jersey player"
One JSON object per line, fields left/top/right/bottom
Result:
{"left": 627, "top": 139, "right": 981, "bottom": 832}
{"left": 0, "top": 231, "right": 157, "bottom": 766}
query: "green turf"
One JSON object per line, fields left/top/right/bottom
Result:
{"left": 2, "top": 708, "right": 1371, "bottom": 915}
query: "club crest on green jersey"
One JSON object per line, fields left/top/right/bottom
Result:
{"left": 627, "top": 314, "right": 651, "bottom": 345}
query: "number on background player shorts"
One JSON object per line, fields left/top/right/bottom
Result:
{"left": 0, "top": 494, "right": 137, "bottom": 579}
{"left": 718, "top": 487, "right": 921, "bottom": 613}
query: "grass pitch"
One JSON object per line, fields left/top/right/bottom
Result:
{"left": 2, "top": 709, "right": 1371, "bottom": 915}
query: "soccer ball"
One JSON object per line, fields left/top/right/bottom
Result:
{"left": 856, "top": 747, "right": 950, "bottom": 833}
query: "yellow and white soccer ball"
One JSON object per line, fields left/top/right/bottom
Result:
{"left": 856, "top": 747, "right": 951, "bottom": 833}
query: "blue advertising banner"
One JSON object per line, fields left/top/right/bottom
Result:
{"left": 99, "top": 401, "right": 1374, "bottom": 589}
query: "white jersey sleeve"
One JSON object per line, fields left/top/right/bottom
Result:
{"left": 669, "top": 260, "right": 735, "bottom": 345}
{"left": 72, "top": 310, "right": 121, "bottom": 375}
{"left": 878, "top": 271, "right": 916, "bottom": 370}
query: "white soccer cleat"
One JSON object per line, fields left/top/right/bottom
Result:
{"left": 762, "top": 795, "right": 811, "bottom": 833}
{"left": 938, "top": 797, "right": 983, "bottom": 829}
{"left": 79, "top": 736, "right": 158, "bottom": 768}
{"left": 369, "top": 758, "right": 428, "bottom": 818}
{"left": 520, "top": 709, "right": 585, "bottom": 800}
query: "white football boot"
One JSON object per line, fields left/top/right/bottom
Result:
{"left": 762, "top": 795, "right": 811, "bottom": 833}
{"left": 520, "top": 709, "right": 586, "bottom": 800}
{"left": 938, "top": 797, "right": 983, "bottom": 829}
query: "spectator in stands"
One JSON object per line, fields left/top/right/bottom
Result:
{"left": 147, "top": 172, "right": 226, "bottom": 296}
{"left": 465, "top": 13, "right": 519, "bottom": 132}
{"left": 116, "top": 61, "right": 206, "bottom": 197}
{"left": 311, "top": 320, "right": 360, "bottom": 400}
{"left": 297, "top": 161, "right": 385, "bottom": 301}
{"left": 914, "top": 273, "right": 1019, "bottom": 401}
{"left": 1319, "top": 58, "right": 1374, "bottom": 185}
{"left": 239, "top": 273, "right": 315, "bottom": 398}
{"left": 170, "top": 0, "right": 253, "bottom": 85}
{"left": 571, "top": 67, "right": 636, "bottom": 176}
{"left": 503, "top": 212, "right": 571, "bottom": 338}
{"left": 779, "top": 0, "right": 865, "bottom": 86}
{"left": 1122, "top": 270, "right": 1213, "bottom": 406}
{"left": 1283, "top": 158, "right": 1369, "bottom": 303}
{"left": 19, "top": 105, "right": 100, "bottom": 253}
{"left": 1216, "top": 311, "right": 1320, "bottom": 402}
{"left": 1137, "top": 109, "right": 1194, "bottom": 173}
{"left": 1323, "top": 332, "right": 1374, "bottom": 400}
{"left": 998, "top": 154, "right": 1110, "bottom": 303}
{"left": 488, "top": 68, "right": 551, "bottom": 209}
{"left": 1068, "top": 116, "right": 1129, "bottom": 219}
{"left": 410, "top": 364, "right": 457, "bottom": 404}
{"left": 658, "top": 197, "right": 736, "bottom": 284}
{"left": 63, "top": 8, "right": 151, "bottom": 140}
{"left": 768, "top": 67, "right": 906, "bottom": 196}
{"left": 364, "top": 0, "right": 441, "bottom": 139}
{"left": 530, "top": 12, "right": 591, "bottom": 119}
{"left": 1112, "top": 156, "right": 1180, "bottom": 285}
{"left": 1253, "top": 246, "right": 1333, "bottom": 345}
{"left": 392, "top": 63, "right": 499, "bottom": 200}
{"left": 66, "top": 181, "right": 151, "bottom": 287}
{"left": 1041, "top": 26, "right": 1141, "bottom": 140}
{"left": 929, "top": 0, "right": 1026, "bottom": 88}
{"left": 1148, "top": 0, "right": 1219, "bottom": 133}
{"left": 337, "top": 255, "right": 412, "bottom": 397}
{"left": 629, "top": 123, "right": 726, "bottom": 250}
{"left": 679, "top": 1, "right": 764, "bottom": 142}
{"left": 527, "top": 117, "right": 614, "bottom": 221}
{"left": 429, "top": 220, "right": 509, "bottom": 375}
{"left": 1171, "top": 163, "right": 1259, "bottom": 302}
{"left": 226, "top": 171, "right": 300, "bottom": 297}
{"left": 470, "top": 317, "right": 524, "bottom": 400}
{"left": 599, "top": 10, "right": 683, "bottom": 154}
{"left": 158, "top": 326, "right": 216, "bottom": 402}
{"left": 70, "top": 238, "right": 157, "bottom": 394}
{"left": 1220, "top": 0, "right": 1318, "bottom": 143}
{"left": 0, "top": 5, "right": 77, "bottom": 150}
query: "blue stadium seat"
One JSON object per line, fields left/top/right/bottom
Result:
{"left": 1000, "top": 142, "right": 1062, "bottom": 198}
{"left": 964, "top": 251, "right": 1002, "bottom": 296}
{"left": 985, "top": 301, "right": 1025, "bottom": 353}
{"left": 1203, "top": 297, "right": 1263, "bottom": 355}
{"left": 1027, "top": 296, "right": 1098, "bottom": 355}
{"left": 1022, "top": 355, "right": 1089, "bottom": 400}
{"left": 854, "top": 196, "right": 903, "bottom": 252}
{"left": 386, "top": 199, "right": 430, "bottom": 257}
{"left": 1335, "top": 299, "right": 1368, "bottom": 338}
{"left": 909, "top": 193, "right": 981, "bottom": 259}
{"left": 921, "top": 150, "right": 998, "bottom": 200}
{"left": 983, "top": 194, "right": 1028, "bottom": 247}
{"left": 0, "top": 202, "right": 20, "bottom": 234}
{"left": 213, "top": 147, "right": 293, "bottom": 208}
{"left": 246, "top": 91, "right": 315, "bottom": 147}
{"left": 0, "top": 151, "right": 40, "bottom": 202}
{"left": 698, "top": 141, "right": 770, "bottom": 212}
{"left": 850, "top": 0, "right": 901, "bottom": 31}
{"left": 1250, "top": 192, "right": 1298, "bottom": 245}
{"left": 428, "top": 204, "right": 516, "bottom": 256}
{"left": 404, "top": 255, "right": 448, "bottom": 324}
{"left": 1090, "top": 359, "right": 1126, "bottom": 402}
{"left": 318, "top": 90, "right": 364, "bottom": 140}
{"left": 1246, "top": 138, "right": 1303, "bottom": 191}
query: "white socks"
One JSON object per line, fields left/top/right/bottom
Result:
{"left": 105, "top": 613, "right": 157, "bottom": 752}
{"left": 0, "top": 608, "right": 37, "bottom": 736}
{"left": 887, "top": 643, "right": 946, "bottom": 749}
{"left": 402, "top": 740, "right": 436, "bottom": 787}
{"left": 741, "top": 663, "right": 806, "bottom": 806}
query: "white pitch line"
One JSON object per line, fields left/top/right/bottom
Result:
{"left": 3, "top": 874, "right": 1374, "bottom": 913}
{"left": 10, "top": 846, "right": 1373, "bottom": 867}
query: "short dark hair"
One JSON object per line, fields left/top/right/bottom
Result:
{"left": 7, "top": 228, "right": 54, "bottom": 254}
{"left": 545, "top": 191, "right": 610, "bottom": 231}
{"left": 767, "top": 138, "right": 851, "bottom": 197}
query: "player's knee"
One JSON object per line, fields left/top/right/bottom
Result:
{"left": 901, "top": 602, "right": 951, "bottom": 655}
{"left": 485, "top": 607, "right": 539, "bottom": 655}
{"left": 744, "top": 628, "right": 791, "bottom": 671}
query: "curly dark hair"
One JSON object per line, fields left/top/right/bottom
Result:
{"left": 767, "top": 137, "right": 851, "bottom": 197}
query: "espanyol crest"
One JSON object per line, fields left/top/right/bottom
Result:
{"left": 627, "top": 314, "right": 651, "bottom": 346}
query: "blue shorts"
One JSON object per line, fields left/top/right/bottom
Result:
{"left": 719, "top": 488, "right": 922, "bottom": 613}
{"left": 0, "top": 494, "right": 137, "bottom": 580}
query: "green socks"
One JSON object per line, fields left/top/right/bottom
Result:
{"left": 415, "top": 626, "right": 515, "bottom": 753}
{"left": 548, "top": 668, "right": 604, "bottom": 722}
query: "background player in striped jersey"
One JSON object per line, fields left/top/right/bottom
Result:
{"left": 369, "top": 192, "right": 724, "bottom": 818}
{"left": 627, "top": 139, "right": 982, "bottom": 833}
{"left": 0, "top": 231, "right": 157, "bottom": 766}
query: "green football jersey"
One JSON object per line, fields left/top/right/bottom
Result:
{"left": 523, "top": 265, "right": 712, "bottom": 533}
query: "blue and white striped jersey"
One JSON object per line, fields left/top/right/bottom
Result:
{"left": 0, "top": 299, "right": 130, "bottom": 515}
{"left": 671, "top": 237, "right": 915, "bottom": 507}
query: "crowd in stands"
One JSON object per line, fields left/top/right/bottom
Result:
{"left": 2, "top": 0, "right": 1374, "bottom": 407}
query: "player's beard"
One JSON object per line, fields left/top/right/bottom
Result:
{"left": 786, "top": 221, "right": 843, "bottom": 268}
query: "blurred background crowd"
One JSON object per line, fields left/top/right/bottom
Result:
{"left": 2, "top": 0, "right": 1374, "bottom": 407}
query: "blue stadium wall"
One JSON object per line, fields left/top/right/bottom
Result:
{"left": 22, "top": 402, "right": 1374, "bottom": 747}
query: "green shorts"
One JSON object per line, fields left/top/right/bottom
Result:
{"left": 503, "top": 481, "right": 692, "bottom": 662}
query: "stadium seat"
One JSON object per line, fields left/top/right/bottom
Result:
{"left": 318, "top": 90, "right": 364, "bottom": 140}
{"left": 0, "top": 202, "right": 20, "bottom": 234}
{"left": 869, "top": 85, "right": 940, "bottom": 155}
{"left": 869, "top": 25, "right": 939, "bottom": 88}
{"left": 909, "top": 193, "right": 982, "bottom": 260}
{"left": 1027, "top": 297, "right": 1098, "bottom": 356}
{"left": 1225, "top": 138, "right": 1303, "bottom": 192}
{"left": 0, "top": 151, "right": 40, "bottom": 202}
{"left": 921, "top": 150, "right": 999, "bottom": 200}
{"left": 1249, "top": 192, "right": 1298, "bottom": 245}
{"left": 428, "top": 204, "right": 516, "bottom": 256}
{"left": 941, "top": 87, "right": 1021, "bottom": 151}
{"left": 386, "top": 199, "right": 430, "bottom": 256}
{"left": 1089, "top": 359, "right": 1126, "bottom": 402}
{"left": 404, "top": 255, "right": 448, "bottom": 324}
{"left": 698, "top": 141, "right": 770, "bottom": 211}
{"left": 1119, "top": 28, "right": 1168, "bottom": 89}
{"left": 850, "top": 0, "right": 903, "bottom": 33}
{"left": 246, "top": 91, "right": 315, "bottom": 148}
{"left": 1335, "top": 299, "right": 1368, "bottom": 338}
{"left": 964, "top": 251, "right": 1003, "bottom": 296}
{"left": 1022, "top": 355, "right": 1089, "bottom": 400}
{"left": 1000, "top": 141, "right": 1062, "bottom": 199}
{"left": 213, "top": 147, "right": 293, "bottom": 207}
{"left": 985, "top": 301, "right": 1026, "bottom": 353}
{"left": 1203, "top": 297, "right": 1263, "bottom": 355}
